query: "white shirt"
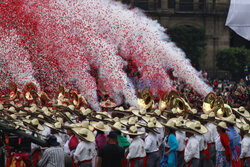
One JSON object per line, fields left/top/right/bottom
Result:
{"left": 204, "top": 123, "right": 218, "bottom": 143}
{"left": 41, "top": 125, "right": 51, "bottom": 139}
{"left": 73, "top": 141, "right": 96, "bottom": 162}
{"left": 64, "top": 136, "right": 72, "bottom": 154}
{"left": 240, "top": 134, "right": 250, "bottom": 158}
{"left": 195, "top": 134, "right": 205, "bottom": 151}
{"left": 54, "top": 134, "right": 64, "bottom": 147}
{"left": 157, "top": 127, "right": 164, "bottom": 147}
{"left": 145, "top": 132, "right": 159, "bottom": 153}
{"left": 176, "top": 131, "right": 186, "bottom": 151}
{"left": 184, "top": 136, "right": 200, "bottom": 162}
{"left": 127, "top": 136, "right": 146, "bottom": 159}
{"left": 215, "top": 135, "right": 225, "bottom": 152}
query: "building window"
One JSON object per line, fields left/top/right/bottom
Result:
{"left": 134, "top": 0, "right": 149, "bottom": 10}
{"left": 179, "top": 0, "right": 194, "bottom": 11}
{"left": 168, "top": 0, "right": 175, "bottom": 9}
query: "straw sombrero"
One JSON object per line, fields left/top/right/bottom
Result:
{"left": 95, "top": 112, "right": 112, "bottom": 119}
{"left": 139, "top": 122, "right": 160, "bottom": 134}
{"left": 217, "top": 121, "right": 229, "bottom": 131}
{"left": 148, "top": 109, "right": 167, "bottom": 120}
{"left": 72, "top": 127, "right": 95, "bottom": 142}
{"left": 111, "top": 106, "right": 131, "bottom": 115}
{"left": 120, "top": 117, "right": 138, "bottom": 127}
{"left": 132, "top": 109, "right": 147, "bottom": 117}
{"left": 80, "top": 107, "right": 92, "bottom": 116}
{"left": 110, "top": 122, "right": 125, "bottom": 131}
{"left": 23, "top": 118, "right": 44, "bottom": 131}
{"left": 89, "top": 114, "right": 113, "bottom": 123}
{"left": 99, "top": 99, "right": 117, "bottom": 108}
{"left": 174, "top": 117, "right": 186, "bottom": 129}
{"left": 91, "top": 121, "right": 109, "bottom": 132}
{"left": 165, "top": 108, "right": 178, "bottom": 116}
{"left": 141, "top": 116, "right": 163, "bottom": 128}
{"left": 121, "top": 125, "right": 145, "bottom": 136}
{"left": 58, "top": 112, "right": 74, "bottom": 123}
{"left": 233, "top": 107, "right": 249, "bottom": 118}
{"left": 45, "top": 122, "right": 65, "bottom": 134}
{"left": 185, "top": 121, "right": 208, "bottom": 134}
{"left": 164, "top": 118, "right": 178, "bottom": 130}
{"left": 218, "top": 114, "right": 236, "bottom": 124}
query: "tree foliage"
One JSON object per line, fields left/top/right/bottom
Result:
{"left": 216, "top": 47, "right": 250, "bottom": 80}
{"left": 167, "top": 25, "right": 206, "bottom": 69}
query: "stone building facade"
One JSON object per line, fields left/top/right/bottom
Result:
{"left": 119, "top": 0, "right": 231, "bottom": 78}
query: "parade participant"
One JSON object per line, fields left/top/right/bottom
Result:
{"left": 122, "top": 125, "right": 146, "bottom": 167}
{"left": 215, "top": 122, "right": 232, "bottom": 167}
{"left": 64, "top": 126, "right": 79, "bottom": 167}
{"left": 222, "top": 114, "right": 241, "bottom": 166}
{"left": 175, "top": 117, "right": 186, "bottom": 167}
{"left": 37, "top": 115, "right": 51, "bottom": 139}
{"left": 237, "top": 122, "right": 250, "bottom": 167}
{"left": 110, "top": 121, "right": 130, "bottom": 149}
{"left": 45, "top": 122, "right": 65, "bottom": 146}
{"left": 37, "top": 136, "right": 66, "bottom": 167}
{"left": 199, "top": 113, "right": 217, "bottom": 167}
{"left": 91, "top": 121, "right": 109, "bottom": 152}
{"left": 144, "top": 122, "right": 161, "bottom": 167}
{"left": 163, "top": 118, "right": 179, "bottom": 167}
{"left": 73, "top": 128, "right": 96, "bottom": 167}
{"left": 184, "top": 121, "right": 207, "bottom": 167}
{"left": 96, "top": 131, "right": 125, "bottom": 167}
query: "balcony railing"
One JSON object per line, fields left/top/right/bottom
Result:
{"left": 132, "top": 1, "right": 230, "bottom": 15}
{"left": 174, "top": 2, "right": 230, "bottom": 15}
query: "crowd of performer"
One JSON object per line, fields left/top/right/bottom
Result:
{"left": 0, "top": 82, "right": 249, "bottom": 167}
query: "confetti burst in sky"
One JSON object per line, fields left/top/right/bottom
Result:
{"left": 0, "top": 0, "right": 212, "bottom": 111}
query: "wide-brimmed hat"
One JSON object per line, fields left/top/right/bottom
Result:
{"left": 110, "top": 122, "right": 125, "bottom": 131}
{"left": 23, "top": 118, "right": 44, "bottom": 131}
{"left": 140, "top": 122, "right": 160, "bottom": 134}
{"left": 174, "top": 117, "right": 186, "bottom": 129}
{"left": 219, "top": 114, "right": 236, "bottom": 124}
{"left": 45, "top": 122, "right": 65, "bottom": 134}
{"left": 200, "top": 113, "right": 215, "bottom": 122}
{"left": 58, "top": 112, "right": 74, "bottom": 123}
{"left": 121, "top": 125, "right": 145, "bottom": 136}
{"left": 120, "top": 117, "right": 138, "bottom": 127}
{"left": 91, "top": 121, "right": 109, "bottom": 132}
{"left": 141, "top": 116, "right": 163, "bottom": 128}
{"left": 185, "top": 121, "right": 208, "bottom": 134}
{"left": 72, "top": 127, "right": 95, "bottom": 142}
{"left": 47, "top": 136, "right": 60, "bottom": 147}
{"left": 89, "top": 114, "right": 113, "bottom": 123}
{"left": 164, "top": 118, "right": 178, "bottom": 130}
{"left": 95, "top": 112, "right": 112, "bottom": 119}
{"left": 148, "top": 109, "right": 167, "bottom": 120}
{"left": 165, "top": 108, "right": 178, "bottom": 115}
{"left": 190, "top": 109, "right": 198, "bottom": 115}
{"left": 4, "top": 106, "right": 16, "bottom": 114}
{"left": 217, "top": 121, "right": 229, "bottom": 131}
{"left": 41, "top": 107, "right": 53, "bottom": 117}
{"left": 132, "top": 109, "right": 147, "bottom": 117}
{"left": 233, "top": 107, "right": 249, "bottom": 118}
{"left": 237, "top": 122, "right": 249, "bottom": 132}
{"left": 80, "top": 107, "right": 92, "bottom": 116}
{"left": 111, "top": 106, "right": 131, "bottom": 115}
{"left": 100, "top": 99, "right": 117, "bottom": 108}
